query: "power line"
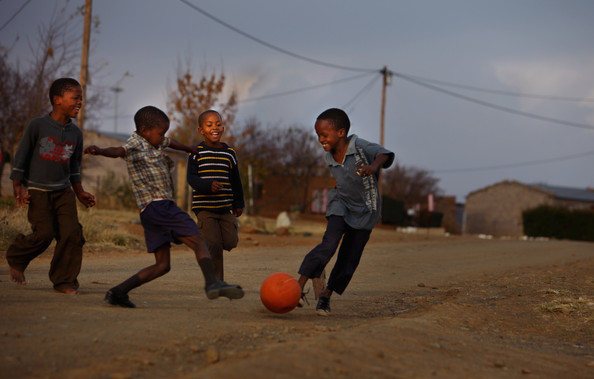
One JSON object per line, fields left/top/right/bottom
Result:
{"left": 238, "top": 72, "right": 375, "bottom": 104}
{"left": 432, "top": 150, "right": 594, "bottom": 173}
{"left": 393, "top": 72, "right": 594, "bottom": 131}
{"left": 343, "top": 75, "right": 380, "bottom": 112}
{"left": 403, "top": 74, "right": 594, "bottom": 103}
{"left": 178, "top": 0, "right": 593, "bottom": 130}
{"left": 0, "top": 0, "right": 32, "bottom": 32}
{"left": 178, "top": 0, "right": 376, "bottom": 73}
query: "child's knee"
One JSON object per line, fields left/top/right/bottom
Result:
{"left": 156, "top": 262, "right": 171, "bottom": 275}
{"left": 222, "top": 236, "right": 238, "bottom": 251}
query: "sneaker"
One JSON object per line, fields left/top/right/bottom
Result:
{"left": 316, "top": 296, "right": 331, "bottom": 316}
{"left": 297, "top": 290, "right": 310, "bottom": 308}
{"left": 206, "top": 280, "right": 244, "bottom": 300}
{"left": 104, "top": 290, "right": 136, "bottom": 308}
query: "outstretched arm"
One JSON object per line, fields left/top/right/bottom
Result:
{"left": 169, "top": 138, "right": 199, "bottom": 155}
{"left": 84, "top": 145, "right": 125, "bottom": 158}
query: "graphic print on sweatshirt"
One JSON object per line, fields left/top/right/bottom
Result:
{"left": 39, "top": 136, "right": 75, "bottom": 163}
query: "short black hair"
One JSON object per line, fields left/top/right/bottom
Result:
{"left": 134, "top": 106, "right": 169, "bottom": 131}
{"left": 49, "top": 78, "right": 81, "bottom": 105}
{"left": 317, "top": 108, "right": 350, "bottom": 134}
{"left": 198, "top": 110, "right": 221, "bottom": 127}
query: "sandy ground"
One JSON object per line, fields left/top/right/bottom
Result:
{"left": 1, "top": 220, "right": 593, "bottom": 379}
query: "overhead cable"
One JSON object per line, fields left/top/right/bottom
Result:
{"left": 238, "top": 72, "right": 375, "bottom": 104}
{"left": 393, "top": 72, "right": 594, "bottom": 131}
{"left": 0, "top": 0, "right": 32, "bottom": 32}
{"left": 179, "top": 0, "right": 376, "bottom": 73}
{"left": 432, "top": 150, "right": 594, "bottom": 173}
{"left": 343, "top": 75, "right": 381, "bottom": 112}
{"left": 404, "top": 74, "right": 594, "bottom": 103}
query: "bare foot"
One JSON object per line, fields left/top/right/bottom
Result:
{"left": 54, "top": 288, "right": 80, "bottom": 295}
{"left": 9, "top": 266, "right": 26, "bottom": 285}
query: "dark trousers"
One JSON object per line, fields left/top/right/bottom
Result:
{"left": 6, "top": 188, "right": 84, "bottom": 290}
{"left": 298, "top": 215, "right": 371, "bottom": 295}
{"left": 195, "top": 210, "right": 238, "bottom": 280}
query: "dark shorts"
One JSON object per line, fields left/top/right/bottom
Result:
{"left": 140, "top": 200, "right": 200, "bottom": 253}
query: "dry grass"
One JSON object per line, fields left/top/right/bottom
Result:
{"left": 0, "top": 205, "right": 142, "bottom": 251}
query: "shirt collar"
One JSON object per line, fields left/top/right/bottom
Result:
{"left": 326, "top": 134, "right": 358, "bottom": 166}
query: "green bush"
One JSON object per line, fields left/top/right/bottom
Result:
{"left": 523, "top": 205, "right": 594, "bottom": 241}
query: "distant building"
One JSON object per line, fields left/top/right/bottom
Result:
{"left": 463, "top": 180, "right": 594, "bottom": 237}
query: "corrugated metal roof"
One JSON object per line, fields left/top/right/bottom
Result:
{"left": 530, "top": 183, "right": 594, "bottom": 203}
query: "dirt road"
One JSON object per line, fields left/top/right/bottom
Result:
{"left": 1, "top": 224, "right": 593, "bottom": 378}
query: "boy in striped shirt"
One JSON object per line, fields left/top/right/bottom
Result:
{"left": 187, "top": 110, "right": 245, "bottom": 281}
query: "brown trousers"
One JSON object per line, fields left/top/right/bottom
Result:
{"left": 7, "top": 188, "right": 84, "bottom": 290}
{"left": 195, "top": 211, "right": 239, "bottom": 281}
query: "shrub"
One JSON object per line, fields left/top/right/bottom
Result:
{"left": 523, "top": 205, "right": 594, "bottom": 241}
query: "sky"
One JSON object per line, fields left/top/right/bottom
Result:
{"left": 2, "top": 0, "right": 594, "bottom": 202}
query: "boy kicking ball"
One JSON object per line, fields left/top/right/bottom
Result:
{"left": 84, "top": 106, "right": 243, "bottom": 308}
{"left": 297, "top": 108, "right": 394, "bottom": 316}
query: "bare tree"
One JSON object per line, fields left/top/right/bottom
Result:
{"left": 0, "top": 5, "right": 88, "bottom": 194}
{"left": 167, "top": 62, "right": 237, "bottom": 145}
{"left": 381, "top": 164, "right": 442, "bottom": 208}
{"left": 232, "top": 120, "right": 326, "bottom": 213}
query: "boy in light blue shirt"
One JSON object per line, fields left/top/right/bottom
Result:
{"left": 297, "top": 108, "right": 394, "bottom": 316}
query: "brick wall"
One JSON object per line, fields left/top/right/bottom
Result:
{"left": 464, "top": 181, "right": 554, "bottom": 236}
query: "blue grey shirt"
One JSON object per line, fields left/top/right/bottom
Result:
{"left": 325, "top": 135, "right": 394, "bottom": 230}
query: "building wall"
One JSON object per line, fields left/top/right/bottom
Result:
{"left": 464, "top": 181, "right": 554, "bottom": 237}
{"left": 435, "top": 195, "right": 458, "bottom": 234}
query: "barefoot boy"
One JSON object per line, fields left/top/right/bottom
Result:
{"left": 7, "top": 78, "right": 96, "bottom": 294}
{"left": 84, "top": 106, "right": 243, "bottom": 308}
{"left": 297, "top": 108, "right": 394, "bottom": 316}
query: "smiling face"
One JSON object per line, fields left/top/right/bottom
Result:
{"left": 140, "top": 121, "right": 169, "bottom": 148}
{"left": 198, "top": 111, "right": 224, "bottom": 147}
{"left": 52, "top": 85, "right": 83, "bottom": 123}
{"left": 314, "top": 118, "right": 345, "bottom": 152}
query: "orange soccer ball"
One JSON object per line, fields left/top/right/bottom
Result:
{"left": 260, "top": 272, "right": 302, "bottom": 314}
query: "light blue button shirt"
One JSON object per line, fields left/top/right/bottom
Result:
{"left": 325, "top": 135, "right": 394, "bottom": 230}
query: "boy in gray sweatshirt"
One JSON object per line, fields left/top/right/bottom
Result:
{"left": 7, "top": 78, "right": 95, "bottom": 294}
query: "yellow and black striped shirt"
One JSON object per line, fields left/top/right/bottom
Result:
{"left": 186, "top": 142, "right": 245, "bottom": 214}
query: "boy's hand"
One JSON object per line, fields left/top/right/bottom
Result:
{"left": 14, "top": 189, "right": 30, "bottom": 207}
{"left": 188, "top": 145, "right": 200, "bottom": 155}
{"left": 211, "top": 180, "right": 223, "bottom": 192}
{"left": 78, "top": 192, "right": 96, "bottom": 208}
{"left": 12, "top": 181, "right": 30, "bottom": 208}
{"left": 233, "top": 207, "right": 244, "bottom": 217}
{"left": 356, "top": 165, "right": 376, "bottom": 177}
{"left": 84, "top": 145, "right": 100, "bottom": 155}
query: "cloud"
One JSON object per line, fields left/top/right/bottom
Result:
{"left": 493, "top": 58, "right": 594, "bottom": 122}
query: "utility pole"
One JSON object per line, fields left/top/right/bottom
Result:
{"left": 111, "top": 86, "right": 123, "bottom": 132}
{"left": 110, "top": 72, "right": 131, "bottom": 133}
{"left": 379, "top": 66, "right": 391, "bottom": 194}
{"left": 78, "top": 0, "right": 92, "bottom": 130}
{"left": 380, "top": 66, "right": 391, "bottom": 147}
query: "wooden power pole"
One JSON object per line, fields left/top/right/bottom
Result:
{"left": 379, "top": 66, "right": 391, "bottom": 194}
{"left": 380, "top": 66, "right": 391, "bottom": 147}
{"left": 78, "top": 0, "right": 92, "bottom": 130}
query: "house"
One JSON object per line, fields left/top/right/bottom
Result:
{"left": 463, "top": 180, "right": 594, "bottom": 237}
